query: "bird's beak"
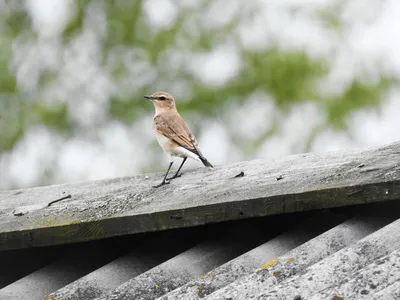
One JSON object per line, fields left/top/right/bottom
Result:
{"left": 144, "top": 95, "right": 153, "bottom": 100}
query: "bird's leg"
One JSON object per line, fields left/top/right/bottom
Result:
{"left": 153, "top": 161, "right": 173, "bottom": 188}
{"left": 167, "top": 157, "right": 187, "bottom": 180}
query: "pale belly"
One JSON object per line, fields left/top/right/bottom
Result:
{"left": 155, "top": 131, "right": 200, "bottom": 161}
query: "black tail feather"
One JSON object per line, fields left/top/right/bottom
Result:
{"left": 200, "top": 157, "right": 213, "bottom": 168}
{"left": 192, "top": 144, "right": 213, "bottom": 168}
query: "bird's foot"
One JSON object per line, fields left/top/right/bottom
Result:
{"left": 167, "top": 173, "right": 182, "bottom": 181}
{"left": 152, "top": 180, "right": 170, "bottom": 188}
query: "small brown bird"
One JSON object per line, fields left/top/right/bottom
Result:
{"left": 145, "top": 92, "right": 213, "bottom": 188}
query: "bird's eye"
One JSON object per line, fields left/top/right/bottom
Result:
{"left": 159, "top": 96, "right": 166, "bottom": 100}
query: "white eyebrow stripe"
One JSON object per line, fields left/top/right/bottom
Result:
{"left": 156, "top": 94, "right": 169, "bottom": 100}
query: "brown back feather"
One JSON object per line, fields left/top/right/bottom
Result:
{"left": 153, "top": 111, "right": 207, "bottom": 159}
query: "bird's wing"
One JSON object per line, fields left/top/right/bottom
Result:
{"left": 154, "top": 113, "right": 201, "bottom": 155}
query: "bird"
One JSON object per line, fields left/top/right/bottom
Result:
{"left": 145, "top": 92, "right": 213, "bottom": 188}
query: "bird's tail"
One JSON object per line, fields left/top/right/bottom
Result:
{"left": 200, "top": 157, "right": 213, "bottom": 169}
{"left": 193, "top": 144, "right": 213, "bottom": 169}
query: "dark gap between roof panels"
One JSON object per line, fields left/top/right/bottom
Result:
{"left": 1, "top": 200, "right": 383, "bottom": 293}
{"left": 0, "top": 208, "right": 341, "bottom": 291}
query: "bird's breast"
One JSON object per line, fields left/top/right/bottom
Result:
{"left": 154, "top": 130, "right": 176, "bottom": 153}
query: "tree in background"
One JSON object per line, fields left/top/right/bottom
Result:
{"left": 0, "top": 0, "right": 397, "bottom": 189}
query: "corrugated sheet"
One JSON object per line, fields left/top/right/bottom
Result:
{"left": 1, "top": 200, "right": 400, "bottom": 300}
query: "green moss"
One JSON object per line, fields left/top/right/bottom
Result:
{"left": 45, "top": 217, "right": 58, "bottom": 224}
{"left": 261, "top": 259, "right": 279, "bottom": 270}
{"left": 197, "top": 284, "right": 204, "bottom": 297}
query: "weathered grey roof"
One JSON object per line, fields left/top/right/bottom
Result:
{"left": 0, "top": 142, "right": 400, "bottom": 299}
{"left": 1, "top": 141, "right": 399, "bottom": 251}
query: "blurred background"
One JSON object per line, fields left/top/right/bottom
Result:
{"left": 0, "top": 0, "right": 399, "bottom": 190}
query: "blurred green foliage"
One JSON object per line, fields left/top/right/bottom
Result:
{"left": 0, "top": 0, "right": 396, "bottom": 156}
{"left": 233, "top": 49, "right": 329, "bottom": 107}
{"left": 327, "top": 77, "right": 393, "bottom": 129}
{"left": 317, "top": 1, "right": 346, "bottom": 32}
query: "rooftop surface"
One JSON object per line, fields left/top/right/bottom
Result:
{"left": 1, "top": 141, "right": 399, "bottom": 251}
{"left": 0, "top": 142, "right": 400, "bottom": 299}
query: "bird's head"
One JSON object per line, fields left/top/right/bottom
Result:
{"left": 144, "top": 92, "right": 176, "bottom": 112}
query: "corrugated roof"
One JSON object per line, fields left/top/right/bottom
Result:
{"left": 1, "top": 201, "right": 400, "bottom": 299}
{"left": 1, "top": 142, "right": 400, "bottom": 299}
